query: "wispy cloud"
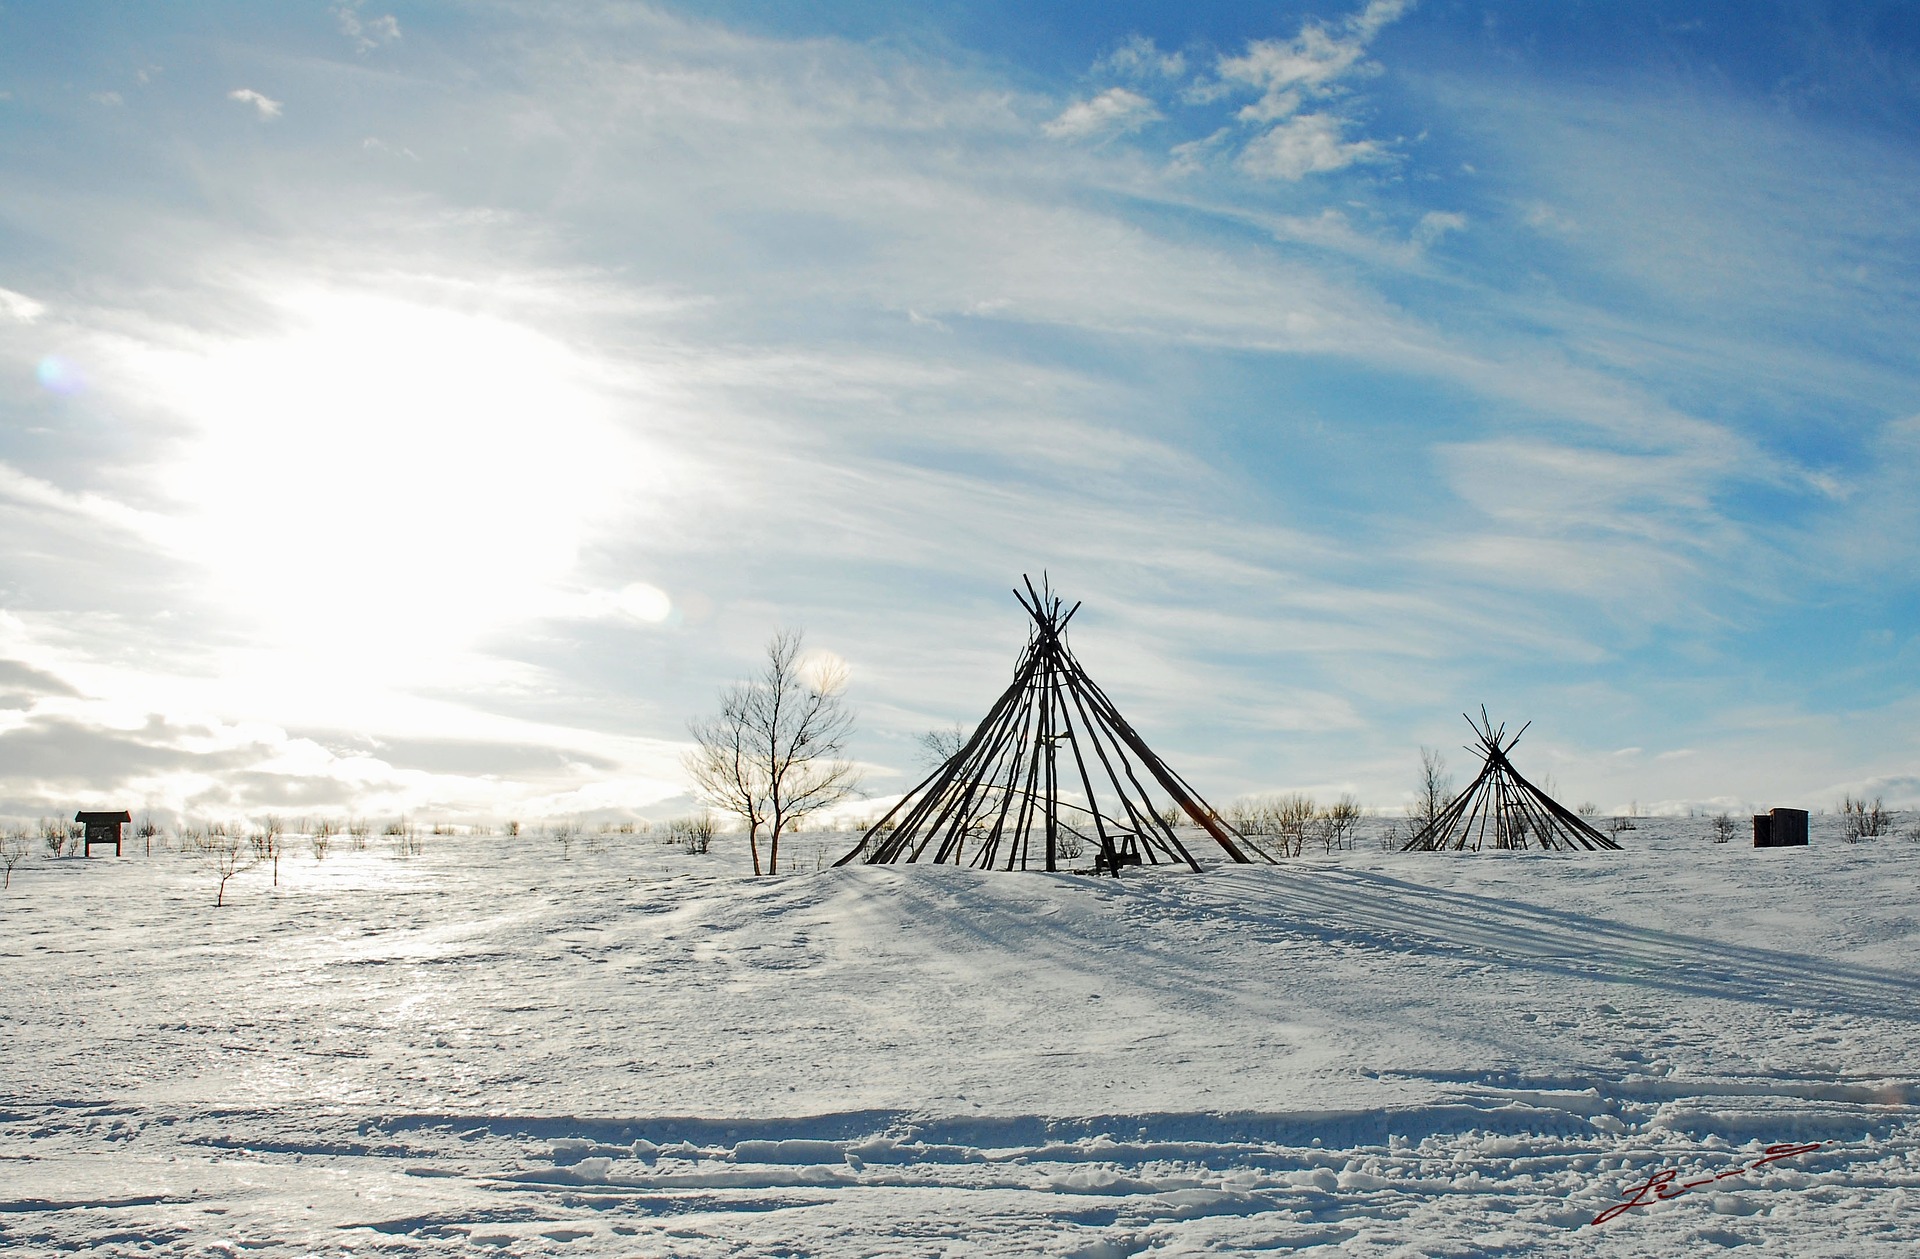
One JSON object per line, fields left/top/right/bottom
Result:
{"left": 1237, "top": 111, "right": 1383, "bottom": 179}
{"left": 0, "top": 287, "right": 44, "bottom": 322}
{"left": 1043, "top": 87, "right": 1161, "bottom": 140}
{"left": 335, "top": 2, "right": 402, "bottom": 53}
{"left": 1096, "top": 35, "right": 1187, "bottom": 81}
{"left": 2, "top": 0, "right": 1916, "bottom": 820}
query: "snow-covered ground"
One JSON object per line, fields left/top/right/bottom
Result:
{"left": 4, "top": 819, "right": 1918, "bottom": 1256}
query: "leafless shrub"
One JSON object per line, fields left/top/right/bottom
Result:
{"left": 2, "top": 828, "right": 29, "bottom": 889}
{"left": 39, "top": 817, "right": 66, "bottom": 858}
{"left": 505, "top": 819, "right": 521, "bottom": 838}
{"left": 552, "top": 820, "right": 577, "bottom": 859}
{"left": 1230, "top": 793, "right": 1316, "bottom": 858}
{"left": 136, "top": 813, "right": 158, "bottom": 856}
{"left": 666, "top": 815, "right": 715, "bottom": 855}
{"left": 1841, "top": 795, "right": 1889, "bottom": 841}
{"left": 346, "top": 817, "right": 370, "bottom": 849}
{"left": 384, "top": 818, "right": 422, "bottom": 857}
{"left": 1315, "top": 795, "right": 1363, "bottom": 852}
{"left": 251, "top": 816, "right": 289, "bottom": 885}
{"left": 311, "top": 819, "right": 336, "bottom": 861}
{"left": 1576, "top": 802, "right": 1599, "bottom": 819}
{"left": 197, "top": 829, "right": 259, "bottom": 907}
{"left": 1273, "top": 794, "right": 1316, "bottom": 857}
{"left": 1710, "top": 813, "right": 1737, "bottom": 844}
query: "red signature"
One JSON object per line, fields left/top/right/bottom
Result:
{"left": 1590, "top": 1142, "right": 1825, "bottom": 1225}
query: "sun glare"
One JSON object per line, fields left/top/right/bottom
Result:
{"left": 135, "top": 288, "right": 657, "bottom": 663}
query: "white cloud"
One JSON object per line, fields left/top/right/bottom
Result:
{"left": 335, "top": 3, "right": 402, "bottom": 52}
{"left": 1097, "top": 35, "right": 1186, "bottom": 80}
{"left": 1203, "top": 0, "right": 1413, "bottom": 179}
{"left": 1522, "top": 202, "right": 1578, "bottom": 235}
{"left": 1043, "top": 87, "right": 1161, "bottom": 140}
{"left": 0, "top": 287, "right": 45, "bottom": 323}
{"left": 1217, "top": 0, "right": 1410, "bottom": 120}
{"left": 227, "top": 88, "right": 282, "bottom": 119}
{"left": 1237, "top": 112, "right": 1381, "bottom": 180}
{"left": 90, "top": 91, "right": 124, "bottom": 107}
{"left": 1414, "top": 210, "right": 1467, "bottom": 245}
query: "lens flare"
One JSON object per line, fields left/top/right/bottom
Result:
{"left": 610, "top": 582, "right": 673, "bottom": 623}
{"left": 37, "top": 355, "right": 83, "bottom": 394}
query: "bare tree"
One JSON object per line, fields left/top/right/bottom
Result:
{"left": 1410, "top": 747, "right": 1455, "bottom": 839}
{"left": 254, "top": 815, "right": 288, "bottom": 885}
{"left": 198, "top": 829, "right": 259, "bottom": 907}
{"left": 915, "top": 723, "right": 972, "bottom": 769}
{"left": 1710, "top": 812, "right": 1737, "bottom": 844}
{"left": 686, "top": 630, "right": 861, "bottom": 875}
{"left": 2, "top": 828, "right": 29, "bottom": 889}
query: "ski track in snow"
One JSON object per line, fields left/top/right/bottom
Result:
{"left": 3, "top": 823, "right": 1918, "bottom": 1255}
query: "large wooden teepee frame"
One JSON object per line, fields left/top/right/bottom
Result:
{"left": 1401, "top": 708, "right": 1620, "bottom": 852}
{"left": 837, "top": 578, "right": 1263, "bottom": 874}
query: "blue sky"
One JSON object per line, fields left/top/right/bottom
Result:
{"left": 3, "top": 0, "right": 1918, "bottom": 824}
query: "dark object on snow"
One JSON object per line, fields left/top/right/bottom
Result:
{"left": 1401, "top": 709, "right": 1621, "bottom": 852}
{"left": 837, "top": 575, "right": 1263, "bottom": 874}
{"left": 76, "top": 810, "right": 131, "bottom": 857}
{"left": 1754, "top": 808, "right": 1808, "bottom": 848}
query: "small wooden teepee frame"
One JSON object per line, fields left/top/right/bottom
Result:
{"left": 1401, "top": 708, "right": 1620, "bottom": 852}
{"left": 837, "top": 577, "right": 1263, "bottom": 874}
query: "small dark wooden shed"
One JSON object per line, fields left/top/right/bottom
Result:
{"left": 76, "top": 810, "right": 132, "bottom": 857}
{"left": 1753, "top": 807, "right": 1809, "bottom": 848}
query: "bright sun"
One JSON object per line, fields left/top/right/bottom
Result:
{"left": 134, "top": 287, "right": 655, "bottom": 661}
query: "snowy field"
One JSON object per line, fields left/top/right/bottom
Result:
{"left": 4, "top": 819, "right": 1918, "bottom": 1256}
